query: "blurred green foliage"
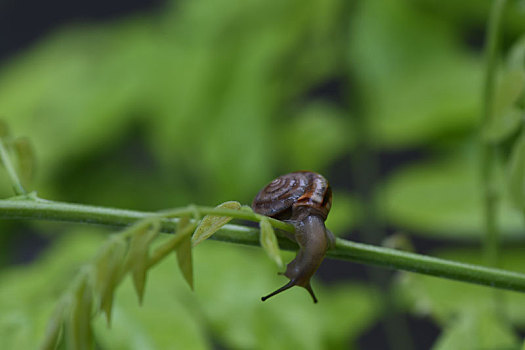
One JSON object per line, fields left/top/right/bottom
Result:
{"left": 0, "top": 229, "right": 379, "bottom": 349}
{"left": 0, "top": 0, "right": 351, "bottom": 209}
{"left": 396, "top": 248, "right": 525, "bottom": 348}
{"left": 384, "top": 150, "right": 524, "bottom": 239}
{"left": 1, "top": 0, "right": 525, "bottom": 348}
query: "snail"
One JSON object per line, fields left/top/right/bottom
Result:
{"left": 252, "top": 171, "right": 335, "bottom": 303}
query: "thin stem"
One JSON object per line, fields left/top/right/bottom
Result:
{"left": 148, "top": 222, "right": 197, "bottom": 268}
{"left": 331, "top": 239, "right": 525, "bottom": 292}
{"left": 161, "top": 206, "right": 293, "bottom": 232}
{"left": 1, "top": 199, "right": 525, "bottom": 293}
{"left": 0, "top": 139, "right": 26, "bottom": 196}
{"left": 0, "top": 198, "right": 293, "bottom": 233}
{"left": 483, "top": 0, "right": 507, "bottom": 125}
{"left": 481, "top": 0, "right": 507, "bottom": 267}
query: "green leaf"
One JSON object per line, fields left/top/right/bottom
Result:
{"left": 92, "top": 276, "right": 208, "bottom": 350}
{"left": 176, "top": 216, "right": 194, "bottom": 290}
{"left": 395, "top": 247, "right": 525, "bottom": 328}
{"left": 491, "top": 69, "right": 525, "bottom": 121}
{"left": 432, "top": 310, "right": 519, "bottom": 350}
{"left": 94, "top": 238, "right": 127, "bottom": 324}
{"left": 12, "top": 137, "right": 35, "bottom": 188}
{"left": 350, "top": 0, "right": 482, "bottom": 147}
{"left": 240, "top": 205, "right": 254, "bottom": 213}
{"left": 508, "top": 132, "right": 525, "bottom": 210}
{"left": 0, "top": 228, "right": 106, "bottom": 350}
{"left": 0, "top": 226, "right": 379, "bottom": 350}
{"left": 259, "top": 218, "right": 283, "bottom": 268}
{"left": 93, "top": 243, "right": 379, "bottom": 349}
{"left": 482, "top": 107, "right": 523, "bottom": 143}
{"left": 384, "top": 151, "right": 524, "bottom": 239}
{"left": 192, "top": 244, "right": 379, "bottom": 349}
{"left": 508, "top": 35, "right": 525, "bottom": 72}
{"left": 40, "top": 300, "right": 67, "bottom": 350}
{"left": 65, "top": 275, "right": 94, "bottom": 350}
{"left": 192, "top": 201, "right": 241, "bottom": 246}
{"left": 124, "top": 219, "right": 161, "bottom": 305}
{"left": 0, "top": 0, "right": 349, "bottom": 207}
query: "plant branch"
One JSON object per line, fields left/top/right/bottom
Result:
{"left": 0, "top": 198, "right": 293, "bottom": 233}
{"left": 2, "top": 198, "right": 525, "bottom": 294}
{"left": 481, "top": 0, "right": 507, "bottom": 267}
{"left": 0, "top": 139, "right": 26, "bottom": 196}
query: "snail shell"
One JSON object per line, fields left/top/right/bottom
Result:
{"left": 252, "top": 171, "right": 332, "bottom": 221}
{"left": 252, "top": 171, "right": 334, "bottom": 303}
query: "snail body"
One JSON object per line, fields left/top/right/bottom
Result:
{"left": 252, "top": 171, "right": 334, "bottom": 303}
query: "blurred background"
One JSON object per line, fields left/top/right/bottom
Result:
{"left": 1, "top": 0, "right": 525, "bottom": 349}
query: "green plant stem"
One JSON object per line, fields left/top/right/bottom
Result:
{"left": 331, "top": 239, "right": 525, "bottom": 292}
{"left": 0, "top": 139, "right": 26, "bottom": 196}
{"left": 148, "top": 222, "right": 197, "bottom": 268}
{"left": 2, "top": 199, "right": 525, "bottom": 294}
{"left": 481, "top": 0, "right": 507, "bottom": 267}
{"left": 0, "top": 198, "right": 293, "bottom": 233}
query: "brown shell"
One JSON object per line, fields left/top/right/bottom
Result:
{"left": 252, "top": 171, "right": 332, "bottom": 221}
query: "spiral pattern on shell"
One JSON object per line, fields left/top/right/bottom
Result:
{"left": 252, "top": 171, "right": 332, "bottom": 220}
